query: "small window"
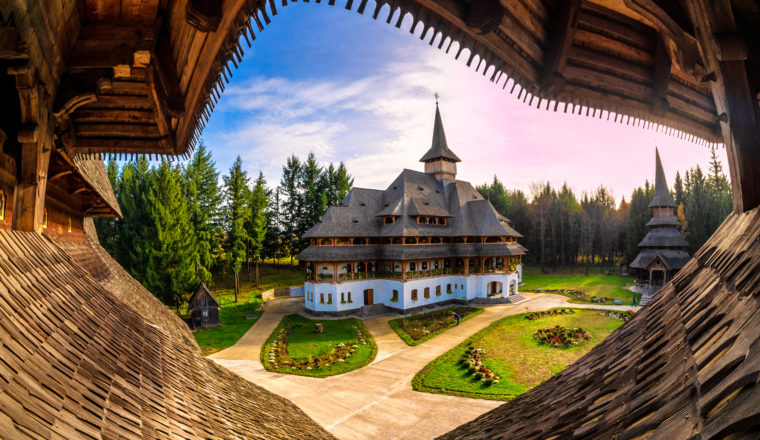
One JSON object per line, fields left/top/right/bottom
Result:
{"left": 411, "top": 289, "right": 418, "bottom": 301}
{"left": 328, "top": 294, "right": 333, "bottom": 304}
{"left": 391, "top": 290, "right": 399, "bottom": 302}
{"left": 341, "top": 292, "right": 345, "bottom": 303}
{"left": 447, "top": 284, "right": 452, "bottom": 293}
{"left": 409, "top": 262, "right": 416, "bottom": 271}
{"left": 421, "top": 261, "right": 428, "bottom": 270}
{"left": 360, "top": 202, "right": 366, "bottom": 206}
{"left": 320, "top": 293, "right": 325, "bottom": 304}
{"left": 348, "top": 292, "right": 352, "bottom": 303}
{"left": 202, "top": 310, "right": 208, "bottom": 318}
{"left": 424, "top": 287, "right": 430, "bottom": 299}
{"left": 436, "top": 285, "right": 441, "bottom": 296}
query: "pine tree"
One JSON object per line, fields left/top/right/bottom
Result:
{"left": 184, "top": 143, "right": 222, "bottom": 284}
{"left": 144, "top": 162, "right": 198, "bottom": 310}
{"left": 673, "top": 171, "right": 684, "bottom": 206}
{"left": 280, "top": 155, "right": 302, "bottom": 265}
{"left": 115, "top": 157, "right": 155, "bottom": 282}
{"left": 223, "top": 156, "right": 250, "bottom": 302}
{"left": 94, "top": 159, "right": 120, "bottom": 254}
{"left": 333, "top": 162, "right": 354, "bottom": 203}
{"left": 247, "top": 172, "right": 269, "bottom": 287}
{"left": 624, "top": 187, "right": 650, "bottom": 264}
{"left": 300, "top": 152, "right": 326, "bottom": 236}
{"left": 684, "top": 166, "right": 709, "bottom": 253}
{"left": 264, "top": 186, "right": 282, "bottom": 263}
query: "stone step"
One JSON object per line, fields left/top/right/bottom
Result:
{"left": 507, "top": 294, "right": 527, "bottom": 303}
{"left": 358, "top": 304, "right": 391, "bottom": 319}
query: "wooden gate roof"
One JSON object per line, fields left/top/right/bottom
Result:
{"left": 3, "top": 0, "right": 725, "bottom": 160}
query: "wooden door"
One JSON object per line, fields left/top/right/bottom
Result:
{"left": 364, "top": 289, "right": 374, "bottom": 305}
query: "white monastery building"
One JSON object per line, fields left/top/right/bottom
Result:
{"left": 297, "top": 104, "right": 527, "bottom": 315}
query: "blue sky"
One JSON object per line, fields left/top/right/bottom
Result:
{"left": 199, "top": 3, "right": 728, "bottom": 203}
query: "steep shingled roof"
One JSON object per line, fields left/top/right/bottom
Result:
{"left": 0, "top": 229, "right": 333, "bottom": 440}
{"left": 649, "top": 148, "right": 677, "bottom": 208}
{"left": 419, "top": 105, "right": 461, "bottom": 163}
{"left": 302, "top": 170, "right": 522, "bottom": 240}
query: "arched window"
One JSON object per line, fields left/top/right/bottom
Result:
{"left": 391, "top": 290, "right": 399, "bottom": 302}
{"left": 409, "top": 262, "right": 416, "bottom": 271}
{"left": 446, "top": 284, "right": 452, "bottom": 293}
{"left": 347, "top": 292, "right": 352, "bottom": 303}
{"left": 435, "top": 285, "right": 441, "bottom": 296}
{"left": 341, "top": 292, "right": 345, "bottom": 303}
{"left": 320, "top": 293, "right": 325, "bottom": 304}
{"left": 328, "top": 294, "right": 333, "bottom": 304}
{"left": 405, "top": 237, "right": 416, "bottom": 244}
{"left": 411, "top": 289, "right": 418, "bottom": 301}
{"left": 421, "top": 261, "right": 428, "bottom": 270}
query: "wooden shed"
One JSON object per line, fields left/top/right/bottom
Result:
{"left": 186, "top": 283, "right": 220, "bottom": 329}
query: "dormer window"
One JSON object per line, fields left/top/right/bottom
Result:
{"left": 384, "top": 216, "right": 396, "bottom": 224}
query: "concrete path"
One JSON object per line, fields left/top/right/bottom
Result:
{"left": 212, "top": 294, "right": 635, "bottom": 439}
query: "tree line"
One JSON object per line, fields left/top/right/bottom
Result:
{"left": 95, "top": 143, "right": 353, "bottom": 309}
{"left": 476, "top": 147, "right": 732, "bottom": 273}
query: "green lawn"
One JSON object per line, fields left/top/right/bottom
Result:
{"left": 261, "top": 314, "right": 377, "bottom": 377}
{"left": 413, "top": 309, "right": 625, "bottom": 401}
{"left": 389, "top": 306, "right": 484, "bottom": 346}
{"left": 190, "top": 263, "right": 305, "bottom": 355}
{"left": 521, "top": 266, "right": 639, "bottom": 304}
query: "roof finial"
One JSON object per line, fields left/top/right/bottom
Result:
{"left": 434, "top": 92, "right": 439, "bottom": 106}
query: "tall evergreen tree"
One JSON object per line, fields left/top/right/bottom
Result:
{"left": 115, "top": 157, "right": 155, "bottom": 282}
{"left": 263, "top": 186, "right": 283, "bottom": 263}
{"left": 223, "top": 156, "right": 250, "bottom": 301}
{"left": 246, "top": 172, "right": 269, "bottom": 287}
{"left": 332, "top": 162, "right": 354, "bottom": 203}
{"left": 299, "top": 152, "right": 327, "bottom": 236}
{"left": 144, "top": 162, "right": 198, "bottom": 310}
{"left": 684, "top": 166, "right": 709, "bottom": 254}
{"left": 624, "top": 187, "right": 650, "bottom": 264}
{"left": 673, "top": 171, "right": 684, "bottom": 206}
{"left": 94, "top": 159, "right": 120, "bottom": 254}
{"left": 280, "top": 155, "right": 302, "bottom": 265}
{"left": 184, "top": 143, "right": 222, "bottom": 284}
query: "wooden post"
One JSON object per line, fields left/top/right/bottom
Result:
{"left": 402, "top": 261, "right": 406, "bottom": 281}
{"left": 333, "top": 262, "right": 338, "bottom": 282}
{"left": 464, "top": 257, "right": 470, "bottom": 276}
{"left": 9, "top": 62, "right": 52, "bottom": 233}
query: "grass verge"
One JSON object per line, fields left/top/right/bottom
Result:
{"left": 521, "top": 266, "right": 640, "bottom": 304}
{"left": 389, "top": 306, "right": 484, "bottom": 346}
{"left": 261, "top": 314, "right": 377, "bottom": 378}
{"left": 412, "top": 308, "right": 625, "bottom": 401}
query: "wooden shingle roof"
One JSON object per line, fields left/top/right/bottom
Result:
{"left": 0, "top": 226, "right": 332, "bottom": 439}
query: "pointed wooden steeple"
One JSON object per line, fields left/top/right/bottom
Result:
{"left": 421, "top": 103, "right": 460, "bottom": 183}
{"left": 649, "top": 148, "right": 677, "bottom": 208}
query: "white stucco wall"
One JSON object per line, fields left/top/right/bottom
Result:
{"left": 304, "top": 271, "right": 521, "bottom": 312}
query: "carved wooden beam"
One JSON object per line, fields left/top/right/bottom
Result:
{"left": 465, "top": 0, "right": 504, "bottom": 35}
{"left": 71, "top": 187, "right": 90, "bottom": 196}
{"left": 49, "top": 170, "right": 73, "bottom": 181}
{"left": 186, "top": 0, "right": 223, "bottom": 32}
{"left": 540, "top": 0, "right": 581, "bottom": 95}
{"left": 153, "top": 27, "right": 185, "bottom": 118}
{"left": 651, "top": 35, "right": 671, "bottom": 117}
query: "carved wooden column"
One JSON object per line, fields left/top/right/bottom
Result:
{"left": 9, "top": 62, "right": 51, "bottom": 233}
{"left": 464, "top": 257, "right": 470, "bottom": 276}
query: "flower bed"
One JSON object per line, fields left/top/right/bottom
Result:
{"left": 390, "top": 306, "right": 483, "bottom": 346}
{"left": 456, "top": 342, "right": 501, "bottom": 386}
{"left": 601, "top": 310, "right": 634, "bottom": 322}
{"left": 533, "top": 325, "right": 591, "bottom": 347}
{"left": 261, "top": 315, "right": 376, "bottom": 377}
{"left": 525, "top": 309, "right": 574, "bottom": 320}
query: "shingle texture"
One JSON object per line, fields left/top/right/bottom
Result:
{"left": 0, "top": 226, "right": 332, "bottom": 439}
{"left": 441, "top": 206, "right": 760, "bottom": 439}
{"left": 419, "top": 105, "right": 461, "bottom": 163}
{"left": 649, "top": 148, "right": 677, "bottom": 208}
{"left": 299, "top": 169, "right": 525, "bottom": 261}
{"left": 72, "top": 155, "right": 123, "bottom": 217}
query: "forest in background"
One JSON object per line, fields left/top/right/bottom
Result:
{"left": 476, "top": 147, "right": 731, "bottom": 273}
{"left": 95, "top": 144, "right": 731, "bottom": 309}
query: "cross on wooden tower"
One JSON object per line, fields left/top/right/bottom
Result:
{"left": 434, "top": 92, "right": 440, "bottom": 105}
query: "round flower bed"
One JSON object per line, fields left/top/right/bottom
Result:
{"left": 533, "top": 325, "right": 591, "bottom": 347}
{"left": 456, "top": 342, "right": 501, "bottom": 386}
{"left": 525, "top": 309, "right": 574, "bottom": 320}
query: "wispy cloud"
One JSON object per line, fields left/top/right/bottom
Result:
{"left": 202, "top": 8, "right": 727, "bottom": 201}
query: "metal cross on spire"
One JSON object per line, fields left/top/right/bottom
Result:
{"left": 434, "top": 92, "right": 440, "bottom": 106}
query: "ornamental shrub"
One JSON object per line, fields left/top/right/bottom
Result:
{"left": 483, "top": 378, "right": 493, "bottom": 386}
{"left": 473, "top": 372, "right": 484, "bottom": 380}
{"left": 467, "top": 366, "right": 477, "bottom": 375}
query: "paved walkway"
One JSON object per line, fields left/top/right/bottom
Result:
{"left": 211, "top": 294, "right": 635, "bottom": 439}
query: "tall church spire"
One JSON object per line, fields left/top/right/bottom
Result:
{"left": 649, "top": 147, "right": 677, "bottom": 208}
{"left": 420, "top": 103, "right": 462, "bottom": 163}
{"left": 420, "top": 103, "right": 460, "bottom": 183}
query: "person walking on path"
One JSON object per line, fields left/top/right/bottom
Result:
{"left": 632, "top": 296, "right": 638, "bottom": 307}
{"left": 451, "top": 311, "right": 461, "bottom": 326}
